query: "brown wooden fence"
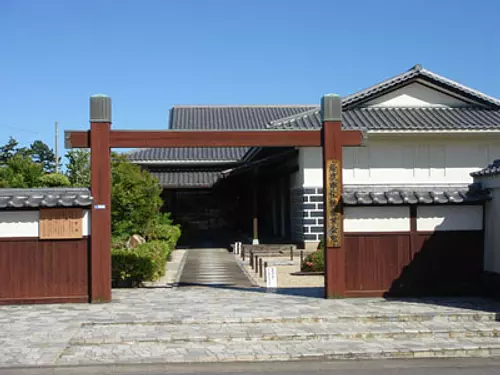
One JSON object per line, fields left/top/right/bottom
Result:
{"left": 344, "top": 230, "right": 484, "bottom": 297}
{"left": 0, "top": 237, "right": 89, "bottom": 304}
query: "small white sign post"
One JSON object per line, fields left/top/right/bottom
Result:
{"left": 266, "top": 267, "right": 278, "bottom": 290}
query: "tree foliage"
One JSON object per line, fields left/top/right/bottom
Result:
{"left": 39, "top": 173, "right": 71, "bottom": 187}
{"left": 30, "top": 140, "right": 60, "bottom": 173}
{"left": 111, "top": 153, "right": 163, "bottom": 238}
{"left": 0, "top": 154, "right": 44, "bottom": 188}
{"left": 65, "top": 149, "right": 90, "bottom": 187}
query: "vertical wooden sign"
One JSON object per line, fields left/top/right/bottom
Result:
{"left": 325, "top": 159, "right": 342, "bottom": 248}
{"left": 39, "top": 208, "right": 83, "bottom": 239}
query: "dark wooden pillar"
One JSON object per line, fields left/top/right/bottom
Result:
{"left": 322, "top": 94, "right": 345, "bottom": 298}
{"left": 252, "top": 170, "right": 259, "bottom": 244}
{"left": 89, "top": 95, "right": 112, "bottom": 303}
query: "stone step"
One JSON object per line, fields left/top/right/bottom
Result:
{"left": 71, "top": 320, "right": 500, "bottom": 345}
{"left": 58, "top": 336, "right": 500, "bottom": 364}
{"left": 80, "top": 310, "right": 499, "bottom": 326}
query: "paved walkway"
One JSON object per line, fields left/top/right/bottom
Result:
{"left": 1, "top": 287, "right": 500, "bottom": 367}
{"left": 179, "top": 248, "right": 254, "bottom": 287}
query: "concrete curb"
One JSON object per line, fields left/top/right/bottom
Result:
{"left": 170, "top": 249, "right": 188, "bottom": 289}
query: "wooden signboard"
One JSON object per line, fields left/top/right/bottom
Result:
{"left": 39, "top": 208, "right": 84, "bottom": 239}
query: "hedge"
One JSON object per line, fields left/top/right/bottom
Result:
{"left": 111, "top": 240, "right": 173, "bottom": 286}
{"left": 301, "top": 239, "right": 325, "bottom": 272}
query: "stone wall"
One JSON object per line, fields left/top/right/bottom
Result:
{"left": 290, "top": 187, "right": 324, "bottom": 245}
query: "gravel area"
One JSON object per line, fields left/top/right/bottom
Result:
{"left": 237, "top": 255, "right": 324, "bottom": 288}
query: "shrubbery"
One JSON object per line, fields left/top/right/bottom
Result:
{"left": 111, "top": 240, "right": 173, "bottom": 285}
{"left": 301, "top": 238, "right": 325, "bottom": 273}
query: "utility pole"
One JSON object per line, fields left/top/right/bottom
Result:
{"left": 55, "top": 121, "right": 59, "bottom": 173}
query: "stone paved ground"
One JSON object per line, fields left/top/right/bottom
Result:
{"left": 1, "top": 286, "right": 500, "bottom": 367}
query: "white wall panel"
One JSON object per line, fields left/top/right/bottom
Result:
{"left": 417, "top": 206, "right": 483, "bottom": 232}
{"left": 83, "top": 209, "right": 91, "bottom": 236}
{"left": 344, "top": 206, "right": 410, "bottom": 233}
{"left": 364, "top": 82, "right": 468, "bottom": 108}
{"left": 0, "top": 211, "right": 39, "bottom": 238}
{"left": 300, "top": 140, "right": 494, "bottom": 188}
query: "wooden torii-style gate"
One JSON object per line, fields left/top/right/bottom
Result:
{"left": 66, "top": 94, "right": 363, "bottom": 302}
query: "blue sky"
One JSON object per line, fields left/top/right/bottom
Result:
{"left": 1, "top": 0, "right": 499, "bottom": 157}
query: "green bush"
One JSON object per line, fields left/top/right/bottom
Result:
{"left": 301, "top": 248, "right": 325, "bottom": 272}
{"left": 111, "top": 240, "right": 173, "bottom": 285}
{"left": 145, "top": 213, "right": 181, "bottom": 249}
{"left": 111, "top": 153, "right": 163, "bottom": 238}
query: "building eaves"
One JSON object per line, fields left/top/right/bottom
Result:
{"left": 268, "top": 107, "right": 500, "bottom": 131}
{"left": 0, "top": 188, "right": 92, "bottom": 209}
{"left": 343, "top": 186, "right": 489, "bottom": 205}
{"left": 342, "top": 64, "right": 500, "bottom": 109}
{"left": 148, "top": 169, "right": 223, "bottom": 189}
{"left": 471, "top": 160, "right": 500, "bottom": 177}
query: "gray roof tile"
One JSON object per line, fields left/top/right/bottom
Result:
{"left": 149, "top": 169, "right": 223, "bottom": 188}
{"left": 0, "top": 188, "right": 92, "bottom": 209}
{"left": 471, "top": 160, "right": 500, "bottom": 177}
{"left": 343, "top": 186, "right": 489, "bottom": 206}
{"left": 128, "top": 105, "right": 316, "bottom": 163}
{"left": 268, "top": 107, "right": 500, "bottom": 131}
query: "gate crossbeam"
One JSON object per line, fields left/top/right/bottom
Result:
{"left": 65, "top": 129, "right": 364, "bottom": 149}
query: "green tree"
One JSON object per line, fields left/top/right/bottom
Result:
{"left": 65, "top": 149, "right": 90, "bottom": 187}
{"left": 39, "top": 173, "right": 71, "bottom": 187}
{"left": 0, "top": 154, "right": 44, "bottom": 188}
{"left": 30, "top": 140, "right": 59, "bottom": 173}
{"left": 0, "top": 137, "right": 20, "bottom": 165}
{"left": 111, "top": 153, "right": 163, "bottom": 238}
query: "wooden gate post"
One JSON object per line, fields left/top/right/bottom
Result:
{"left": 322, "top": 94, "right": 346, "bottom": 298}
{"left": 89, "top": 95, "right": 112, "bottom": 303}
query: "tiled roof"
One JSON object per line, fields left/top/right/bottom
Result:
{"left": 342, "top": 64, "right": 500, "bottom": 109}
{"left": 268, "top": 107, "right": 500, "bottom": 131}
{"left": 149, "top": 169, "right": 223, "bottom": 188}
{"left": 471, "top": 160, "right": 500, "bottom": 177}
{"left": 128, "top": 147, "right": 246, "bottom": 163}
{"left": 0, "top": 188, "right": 92, "bottom": 209}
{"left": 128, "top": 105, "right": 316, "bottom": 163}
{"left": 343, "top": 186, "right": 489, "bottom": 205}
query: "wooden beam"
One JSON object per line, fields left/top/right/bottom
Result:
{"left": 109, "top": 130, "right": 322, "bottom": 148}
{"left": 65, "top": 131, "right": 90, "bottom": 148}
{"left": 66, "top": 129, "right": 364, "bottom": 149}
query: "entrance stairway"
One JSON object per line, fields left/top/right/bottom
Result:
{"left": 66, "top": 306, "right": 500, "bottom": 363}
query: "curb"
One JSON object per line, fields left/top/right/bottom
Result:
{"left": 170, "top": 250, "right": 189, "bottom": 289}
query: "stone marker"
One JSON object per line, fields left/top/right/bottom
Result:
{"left": 126, "top": 234, "right": 146, "bottom": 249}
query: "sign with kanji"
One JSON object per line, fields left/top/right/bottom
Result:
{"left": 39, "top": 208, "right": 83, "bottom": 239}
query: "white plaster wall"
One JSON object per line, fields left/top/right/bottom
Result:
{"left": 417, "top": 206, "right": 483, "bottom": 232}
{"left": 300, "top": 139, "right": 499, "bottom": 187}
{"left": 0, "top": 209, "right": 91, "bottom": 238}
{"left": 83, "top": 209, "right": 91, "bottom": 236}
{"left": 0, "top": 211, "right": 39, "bottom": 238}
{"left": 364, "top": 82, "right": 468, "bottom": 108}
{"left": 344, "top": 206, "right": 410, "bottom": 233}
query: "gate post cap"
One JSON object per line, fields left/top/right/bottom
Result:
{"left": 90, "top": 94, "right": 112, "bottom": 123}
{"left": 321, "top": 94, "right": 342, "bottom": 122}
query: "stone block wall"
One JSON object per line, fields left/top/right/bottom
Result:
{"left": 290, "top": 187, "right": 324, "bottom": 244}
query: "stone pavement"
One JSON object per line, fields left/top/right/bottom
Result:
{"left": 1, "top": 286, "right": 500, "bottom": 368}
{"left": 179, "top": 248, "right": 253, "bottom": 287}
